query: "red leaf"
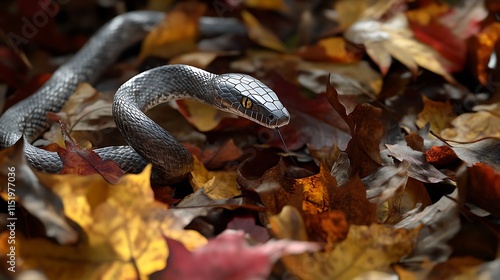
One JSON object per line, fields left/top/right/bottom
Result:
{"left": 153, "top": 230, "right": 320, "bottom": 280}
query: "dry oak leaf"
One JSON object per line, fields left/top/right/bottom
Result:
{"left": 138, "top": 2, "right": 206, "bottom": 60}
{"left": 270, "top": 206, "right": 420, "bottom": 280}
{"left": 295, "top": 37, "right": 363, "bottom": 63}
{"left": 153, "top": 230, "right": 319, "bottom": 280}
{"left": 189, "top": 156, "right": 241, "bottom": 199}
{"left": 469, "top": 21, "right": 500, "bottom": 85}
{"left": 16, "top": 165, "right": 206, "bottom": 279}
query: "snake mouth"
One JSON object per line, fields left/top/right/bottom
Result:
{"left": 265, "top": 109, "right": 290, "bottom": 128}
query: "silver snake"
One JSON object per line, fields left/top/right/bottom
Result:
{"left": 0, "top": 11, "right": 290, "bottom": 184}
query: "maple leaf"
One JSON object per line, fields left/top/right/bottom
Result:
{"left": 270, "top": 206, "right": 420, "bottom": 280}
{"left": 0, "top": 138, "right": 78, "bottom": 244}
{"left": 53, "top": 122, "right": 124, "bottom": 184}
{"left": 10, "top": 165, "right": 207, "bottom": 279}
{"left": 152, "top": 230, "right": 319, "bottom": 280}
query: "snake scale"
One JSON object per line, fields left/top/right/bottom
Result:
{"left": 0, "top": 11, "right": 290, "bottom": 184}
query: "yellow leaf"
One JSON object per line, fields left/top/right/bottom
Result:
{"left": 416, "top": 96, "right": 456, "bottom": 133}
{"left": 180, "top": 99, "right": 236, "bottom": 132}
{"left": 270, "top": 206, "right": 420, "bottom": 280}
{"left": 138, "top": 3, "right": 206, "bottom": 61}
{"left": 13, "top": 165, "right": 206, "bottom": 279}
{"left": 189, "top": 156, "right": 240, "bottom": 199}
{"left": 241, "top": 11, "right": 286, "bottom": 52}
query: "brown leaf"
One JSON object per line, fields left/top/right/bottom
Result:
{"left": 295, "top": 37, "right": 363, "bottom": 63}
{"left": 184, "top": 139, "right": 244, "bottom": 170}
{"left": 304, "top": 210, "right": 349, "bottom": 251}
{"left": 57, "top": 123, "right": 124, "bottom": 184}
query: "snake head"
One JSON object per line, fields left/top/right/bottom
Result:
{"left": 214, "top": 73, "right": 290, "bottom": 128}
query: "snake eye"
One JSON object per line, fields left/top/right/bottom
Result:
{"left": 241, "top": 97, "right": 253, "bottom": 109}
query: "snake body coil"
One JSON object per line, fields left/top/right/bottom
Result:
{"left": 0, "top": 11, "right": 290, "bottom": 184}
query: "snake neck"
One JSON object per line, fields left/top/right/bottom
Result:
{"left": 112, "top": 65, "right": 218, "bottom": 184}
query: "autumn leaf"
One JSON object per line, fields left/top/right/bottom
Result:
{"left": 461, "top": 163, "right": 500, "bottom": 217}
{"left": 270, "top": 206, "right": 420, "bottom": 280}
{"left": 13, "top": 165, "right": 207, "bottom": 279}
{"left": 152, "top": 230, "right": 319, "bottom": 280}
{"left": 416, "top": 95, "right": 456, "bottom": 133}
{"left": 0, "top": 138, "right": 78, "bottom": 244}
{"left": 386, "top": 142, "right": 448, "bottom": 183}
{"left": 55, "top": 123, "right": 124, "bottom": 184}
{"left": 139, "top": 2, "right": 206, "bottom": 60}
{"left": 189, "top": 156, "right": 241, "bottom": 199}
{"left": 441, "top": 102, "right": 500, "bottom": 141}
{"left": 241, "top": 10, "right": 287, "bottom": 52}
{"left": 344, "top": 12, "right": 455, "bottom": 81}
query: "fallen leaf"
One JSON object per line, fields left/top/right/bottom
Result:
{"left": 56, "top": 123, "right": 124, "bottom": 184}
{"left": 396, "top": 189, "right": 460, "bottom": 264}
{"left": 295, "top": 37, "right": 363, "bottom": 63}
{"left": 176, "top": 99, "right": 239, "bottom": 132}
{"left": 462, "top": 163, "right": 500, "bottom": 217}
{"left": 441, "top": 103, "right": 500, "bottom": 141}
{"left": 386, "top": 143, "right": 448, "bottom": 183}
{"left": 416, "top": 95, "right": 456, "bottom": 133}
{"left": 241, "top": 10, "right": 287, "bottom": 52}
{"left": 139, "top": 2, "right": 205, "bottom": 60}
{"left": 0, "top": 138, "right": 78, "bottom": 244}
{"left": 152, "top": 230, "right": 320, "bottom": 280}
{"left": 183, "top": 139, "right": 244, "bottom": 170}
{"left": 44, "top": 83, "right": 114, "bottom": 147}
{"left": 270, "top": 206, "right": 420, "bottom": 280}
{"left": 469, "top": 21, "right": 500, "bottom": 85}
{"left": 345, "top": 13, "right": 455, "bottom": 81}
{"left": 442, "top": 137, "right": 500, "bottom": 169}
{"left": 226, "top": 215, "right": 270, "bottom": 243}
{"left": 189, "top": 156, "right": 241, "bottom": 199}
{"left": 19, "top": 165, "right": 207, "bottom": 279}
{"left": 304, "top": 210, "right": 349, "bottom": 251}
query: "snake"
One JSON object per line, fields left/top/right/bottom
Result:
{"left": 0, "top": 11, "right": 290, "bottom": 184}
